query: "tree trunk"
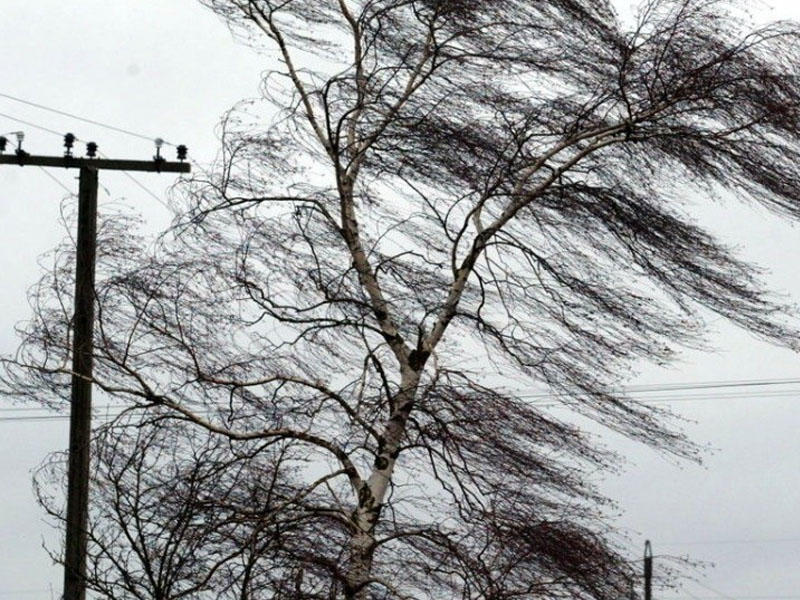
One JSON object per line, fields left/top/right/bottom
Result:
{"left": 344, "top": 529, "right": 375, "bottom": 600}
{"left": 344, "top": 369, "right": 422, "bottom": 598}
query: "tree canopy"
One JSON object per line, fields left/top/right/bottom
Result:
{"left": 5, "top": 0, "right": 800, "bottom": 598}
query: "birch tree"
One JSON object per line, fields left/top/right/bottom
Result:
{"left": 6, "top": 0, "right": 800, "bottom": 598}
{"left": 35, "top": 418, "right": 303, "bottom": 600}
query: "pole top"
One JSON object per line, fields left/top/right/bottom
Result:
{"left": 644, "top": 539, "right": 652, "bottom": 559}
{"left": 0, "top": 153, "right": 190, "bottom": 173}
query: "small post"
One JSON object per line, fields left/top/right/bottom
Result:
{"left": 644, "top": 540, "right": 653, "bottom": 600}
{"left": 62, "top": 166, "right": 99, "bottom": 600}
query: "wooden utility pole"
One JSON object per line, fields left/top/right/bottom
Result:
{"left": 644, "top": 540, "right": 653, "bottom": 600}
{"left": 0, "top": 133, "right": 189, "bottom": 600}
{"left": 62, "top": 165, "right": 98, "bottom": 600}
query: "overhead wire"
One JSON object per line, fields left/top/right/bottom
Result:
{"left": 96, "top": 149, "right": 171, "bottom": 212}
{"left": 0, "top": 93, "right": 260, "bottom": 227}
{"left": 0, "top": 110, "right": 174, "bottom": 210}
{"left": 691, "top": 580, "right": 740, "bottom": 600}
{"left": 0, "top": 110, "right": 66, "bottom": 138}
{"left": 119, "top": 168, "right": 172, "bottom": 211}
{"left": 517, "top": 377, "right": 800, "bottom": 401}
{"left": 36, "top": 166, "right": 75, "bottom": 196}
{"left": 661, "top": 536, "right": 800, "bottom": 546}
{"left": 0, "top": 91, "right": 175, "bottom": 146}
{"left": 617, "top": 377, "right": 800, "bottom": 393}
{"left": 2, "top": 376, "right": 799, "bottom": 424}
{"left": 669, "top": 596, "right": 800, "bottom": 600}
{"left": 0, "top": 90, "right": 214, "bottom": 183}
{"left": 0, "top": 90, "right": 212, "bottom": 184}
{"left": 514, "top": 378, "right": 800, "bottom": 408}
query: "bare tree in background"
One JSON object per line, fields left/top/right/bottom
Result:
{"left": 34, "top": 417, "right": 319, "bottom": 600}
{"left": 6, "top": 0, "right": 800, "bottom": 597}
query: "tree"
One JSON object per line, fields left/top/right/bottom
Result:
{"left": 5, "top": 0, "right": 800, "bottom": 597}
{"left": 34, "top": 416, "right": 309, "bottom": 600}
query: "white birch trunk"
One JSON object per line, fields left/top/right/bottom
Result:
{"left": 344, "top": 370, "right": 420, "bottom": 599}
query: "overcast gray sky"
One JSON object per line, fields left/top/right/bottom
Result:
{"left": 1, "top": 1, "right": 799, "bottom": 598}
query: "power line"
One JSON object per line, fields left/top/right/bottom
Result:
{"left": 670, "top": 597, "right": 800, "bottom": 600}
{"left": 0, "top": 93, "right": 215, "bottom": 183}
{"left": 517, "top": 377, "right": 800, "bottom": 404}
{"left": 1, "top": 112, "right": 173, "bottom": 210}
{"left": 118, "top": 169, "right": 170, "bottom": 210}
{"left": 0, "top": 111, "right": 112, "bottom": 168}
{"left": 97, "top": 150, "right": 170, "bottom": 212}
{"left": 2, "top": 376, "right": 800, "bottom": 424}
{"left": 37, "top": 166, "right": 76, "bottom": 196}
{"left": 661, "top": 536, "right": 800, "bottom": 547}
{"left": 692, "top": 580, "right": 739, "bottom": 600}
{"left": 623, "top": 377, "right": 800, "bottom": 394}
{"left": 524, "top": 389, "right": 800, "bottom": 408}
{"left": 0, "top": 110, "right": 67, "bottom": 138}
{"left": 1, "top": 106, "right": 208, "bottom": 187}
{"left": 0, "top": 97, "right": 217, "bottom": 220}
{"left": 0, "top": 91, "right": 174, "bottom": 145}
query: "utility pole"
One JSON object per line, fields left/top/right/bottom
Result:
{"left": 644, "top": 540, "right": 653, "bottom": 600}
{"left": 0, "top": 132, "right": 189, "bottom": 600}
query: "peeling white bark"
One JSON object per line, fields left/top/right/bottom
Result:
{"left": 344, "top": 371, "right": 420, "bottom": 598}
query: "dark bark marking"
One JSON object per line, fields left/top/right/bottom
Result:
{"left": 408, "top": 349, "right": 430, "bottom": 371}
